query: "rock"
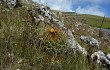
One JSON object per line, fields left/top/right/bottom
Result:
{"left": 7, "top": 0, "right": 17, "bottom": 9}
{"left": 16, "top": 69, "right": 21, "bottom": 70}
{"left": 72, "top": 29, "right": 75, "bottom": 34}
{"left": 75, "top": 22, "right": 82, "bottom": 27}
{"left": 106, "top": 54, "right": 110, "bottom": 60}
{"left": 76, "top": 43, "right": 87, "bottom": 55}
{"left": 53, "top": 19, "right": 64, "bottom": 28}
{"left": 67, "top": 29, "right": 87, "bottom": 55}
{"left": 31, "top": 15, "right": 44, "bottom": 26}
{"left": 2, "top": 0, "right": 31, "bottom": 9}
{"left": 8, "top": 53, "right": 14, "bottom": 57}
{"left": 18, "top": 58, "right": 23, "bottom": 64}
{"left": 80, "top": 35, "right": 99, "bottom": 48}
{"left": 91, "top": 51, "right": 110, "bottom": 65}
{"left": 38, "top": 15, "right": 44, "bottom": 21}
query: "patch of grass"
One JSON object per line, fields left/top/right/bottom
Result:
{"left": 80, "top": 14, "right": 110, "bottom": 28}
{"left": 63, "top": 12, "right": 110, "bottom": 29}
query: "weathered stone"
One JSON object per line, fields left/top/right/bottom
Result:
{"left": 80, "top": 35, "right": 99, "bottom": 48}
{"left": 67, "top": 29, "right": 87, "bottom": 55}
{"left": 91, "top": 51, "right": 110, "bottom": 65}
{"left": 38, "top": 15, "right": 44, "bottom": 21}
{"left": 53, "top": 19, "right": 64, "bottom": 28}
{"left": 16, "top": 69, "right": 21, "bottom": 70}
{"left": 7, "top": 0, "right": 17, "bottom": 9}
{"left": 107, "top": 54, "right": 110, "bottom": 60}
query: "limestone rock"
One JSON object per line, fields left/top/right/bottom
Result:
{"left": 106, "top": 54, "right": 110, "bottom": 60}
{"left": 67, "top": 29, "right": 87, "bottom": 55}
{"left": 80, "top": 35, "right": 99, "bottom": 48}
{"left": 7, "top": 0, "right": 17, "bottom": 9}
{"left": 91, "top": 51, "right": 110, "bottom": 65}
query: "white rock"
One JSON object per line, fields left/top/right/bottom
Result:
{"left": 7, "top": 0, "right": 17, "bottom": 9}
{"left": 72, "top": 30, "right": 75, "bottom": 34}
{"left": 91, "top": 51, "right": 110, "bottom": 65}
{"left": 106, "top": 54, "right": 110, "bottom": 60}
{"left": 53, "top": 19, "right": 64, "bottom": 28}
{"left": 67, "top": 29, "right": 87, "bottom": 55}
{"left": 8, "top": 53, "right": 14, "bottom": 57}
{"left": 18, "top": 58, "right": 23, "bottom": 64}
{"left": 80, "top": 35, "right": 99, "bottom": 47}
{"left": 76, "top": 43, "right": 87, "bottom": 55}
{"left": 38, "top": 15, "right": 44, "bottom": 21}
{"left": 17, "top": 69, "right": 21, "bottom": 70}
{"left": 44, "top": 11, "right": 52, "bottom": 20}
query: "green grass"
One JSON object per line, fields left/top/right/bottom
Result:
{"left": 63, "top": 13, "right": 110, "bottom": 29}
{"left": 80, "top": 14, "right": 110, "bottom": 28}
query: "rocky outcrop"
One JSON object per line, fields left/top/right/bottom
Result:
{"left": 67, "top": 29, "right": 87, "bottom": 55}
{"left": 0, "top": 0, "right": 32, "bottom": 9}
{"left": 80, "top": 35, "right": 99, "bottom": 48}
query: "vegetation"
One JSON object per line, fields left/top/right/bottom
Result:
{"left": 63, "top": 12, "right": 110, "bottom": 29}
{"left": 0, "top": 2, "right": 109, "bottom": 70}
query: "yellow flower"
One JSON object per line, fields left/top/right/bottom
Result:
{"left": 50, "top": 28, "right": 55, "bottom": 33}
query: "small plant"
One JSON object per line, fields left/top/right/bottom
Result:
{"left": 42, "top": 27, "right": 69, "bottom": 56}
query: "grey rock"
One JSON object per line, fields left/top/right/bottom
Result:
{"left": 106, "top": 54, "right": 110, "bottom": 60}
{"left": 66, "top": 29, "right": 87, "bottom": 55}
{"left": 38, "top": 15, "right": 44, "bottom": 21}
{"left": 7, "top": 0, "right": 17, "bottom": 9}
{"left": 53, "top": 19, "right": 64, "bottom": 28}
{"left": 80, "top": 35, "right": 99, "bottom": 48}
{"left": 91, "top": 51, "right": 110, "bottom": 65}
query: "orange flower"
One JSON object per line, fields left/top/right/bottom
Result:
{"left": 43, "top": 27, "right": 65, "bottom": 42}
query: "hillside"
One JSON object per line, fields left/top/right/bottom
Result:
{"left": 0, "top": 0, "right": 110, "bottom": 70}
{"left": 63, "top": 12, "right": 110, "bottom": 29}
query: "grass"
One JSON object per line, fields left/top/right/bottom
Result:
{"left": 80, "top": 14, "right": 110, "bottom": 28}
{"left": 63, "top": 12, "right": 110, "bottom": 29}
{"left": 0, "top": 3, "right": 106, "bottom": 70}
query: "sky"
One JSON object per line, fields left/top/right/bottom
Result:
{"left": 32, "top": 0, "right": 110, "bottom": 17}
